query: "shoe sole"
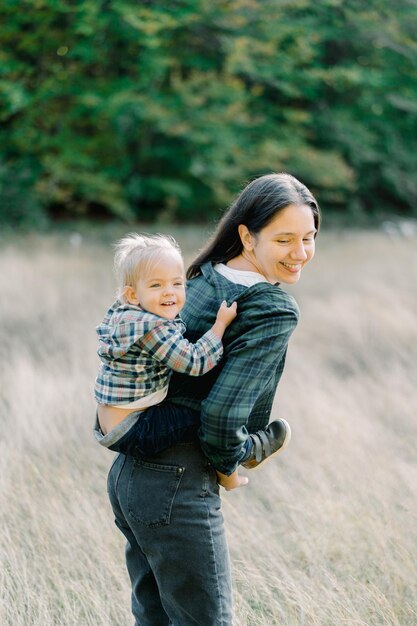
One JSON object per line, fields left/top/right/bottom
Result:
{"left": 248, "top": 419, "right": 292, "bottom": 472}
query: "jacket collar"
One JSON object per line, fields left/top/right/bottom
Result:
{"left": 200, "top": 262, "right": 246, "bottom": 300}
{"left": 199, "top": 262, "right": 278, "bottom": 303}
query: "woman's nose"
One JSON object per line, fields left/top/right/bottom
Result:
{"left": 290, "top": 241, "right": 308, "bottom": 260}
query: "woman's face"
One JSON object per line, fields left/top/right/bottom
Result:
{"left": 245, "top": 203, "right": 317, "bottom": 285}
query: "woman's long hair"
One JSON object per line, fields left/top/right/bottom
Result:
{"left": 187, "top": 173, "right": 320, "bottom": 279}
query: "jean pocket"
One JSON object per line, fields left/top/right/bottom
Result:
{"left": 127, "top": 459, "right": 185, "bottom": 528}
{"left": 107, "top": 453, "right": 125, "bottom": 495}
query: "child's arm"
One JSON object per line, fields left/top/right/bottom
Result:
{"left": 211, "top": 301, "right": 237, "bottom": 340}
{"left": 216, "top": 468, "right": 248, "bottom": 491}
{"left": 139, "top": 302, "right": 238, "bottom": 377}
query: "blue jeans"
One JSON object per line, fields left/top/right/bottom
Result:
{"left": 107, "top": 440, "right": 233, "bottom": 625}
{"left": 94, "top": 403, "right": 201, "bottom": 459}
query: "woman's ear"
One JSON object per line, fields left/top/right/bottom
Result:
{"left": 238, "top": 224, "right": 254, "bottom": 251}
{"left": 123, "top": 285, "right": 140, "bottom": 305}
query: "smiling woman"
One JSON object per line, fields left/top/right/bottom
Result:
{"left": 103, "top": 173, "right": 321, "bottom": 625}
{"left": 230, "top": 203, "right": 316, "bottom": 285}
{"left": 187, "top": 173, "right": 320, "bottom": 281}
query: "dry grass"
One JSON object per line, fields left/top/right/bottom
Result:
{"left": 1, "top": 226, "right": 416, "bottom": 625}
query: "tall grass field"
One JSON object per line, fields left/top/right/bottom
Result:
{"left": 1, "top": 226, "right": 416, "bottom": 625}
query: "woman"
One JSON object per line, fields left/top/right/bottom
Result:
{"left": 107, "top": 172, "right": 320, "bottom": 625}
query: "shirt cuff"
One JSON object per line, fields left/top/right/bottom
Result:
{"left": 201, "top": 328, "right": 224, "bottom": 361}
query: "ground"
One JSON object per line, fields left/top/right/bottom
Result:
{"left": 1, "top": 226, "right": 416, "bottom": 625}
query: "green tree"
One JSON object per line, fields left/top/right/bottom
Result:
{"left": 1, "top": 0, "right": 416, "bottom": 225}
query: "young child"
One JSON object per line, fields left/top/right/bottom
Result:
{"left": 94, "top": 233, "right": 243, "bottom": 483}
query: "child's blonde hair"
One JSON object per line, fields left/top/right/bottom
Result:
{"left": 114, "top": 233, "right": 183, "bottom": 301}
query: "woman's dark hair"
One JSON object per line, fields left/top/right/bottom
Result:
{"left": 187, "top": 173, "right": 320, "bottom": 279}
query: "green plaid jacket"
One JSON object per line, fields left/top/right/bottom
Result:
{"left": 168, "top": 262, "right": 299, "bottom": 474}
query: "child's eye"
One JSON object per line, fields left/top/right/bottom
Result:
{"left": 149, "top": 283, "right": 160, "bottom": 288}
{"left": 174, "top": 281, "right": 184, "bottom": 286}
{"left": 277, "top": 240, "right": 290, "bottom": 244}
{"left": 303, "top": 238, "right": 314, "bottom": 243}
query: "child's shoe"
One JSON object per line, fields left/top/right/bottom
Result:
{"left": 241, "top": 419, "right": 291, "bottom": 470}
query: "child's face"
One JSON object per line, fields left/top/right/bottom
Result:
{"left": 126, "top": 253, "right": 186, "bottom": 320}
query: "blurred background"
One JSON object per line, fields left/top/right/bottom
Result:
{"left": 1, "top": 0, "right": 416, "bottom": 230}
{"left": 1, "top": 3, "right": 417, "bottom": 625}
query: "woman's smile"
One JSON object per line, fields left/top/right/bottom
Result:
{"left": 280, "top": 261, "right": 303, "bottom": 273}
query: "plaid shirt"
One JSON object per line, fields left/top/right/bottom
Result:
{"left": 168, "top": 263, "right": 299, "bottom": 475}
{"left": 95, "top": 300, "right": 223, "bottom": 405}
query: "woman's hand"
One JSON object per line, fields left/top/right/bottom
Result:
{"left": 216, "top": 469, "right": 248, "bottom": 491}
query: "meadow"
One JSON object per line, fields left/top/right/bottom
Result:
{"left": 1, "top": 225, "right": 416, "bottom": 625}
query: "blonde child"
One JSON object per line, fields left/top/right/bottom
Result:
{"left": 93, "top": 233, "right": 248, "bottom": 488}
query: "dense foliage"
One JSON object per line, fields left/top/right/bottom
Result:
{"left": 1, "top": 0, "right": 416, "bottom": 225}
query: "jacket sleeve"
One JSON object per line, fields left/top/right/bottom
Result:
{"left": 199, "top": 300, "right": 299, "bottom": 475}
{"left": 139, "top": 321, "right": 223, "bottom": 376}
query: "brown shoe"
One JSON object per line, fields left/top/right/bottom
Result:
{"left": 241, "top": 419, "right": 291, "bottom": 471}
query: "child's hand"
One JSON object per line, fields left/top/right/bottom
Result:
{"left": 216, "top": 469, "right": 248, "bottom": 491}
{"left": 211, "top": 301, "right": 237, "bottom": 340}
{"left": 216, "top": 300, "right": 237, "bottom": 328}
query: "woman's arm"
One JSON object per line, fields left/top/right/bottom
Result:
{"left": 199, "top": 301, "right": 299, "bottom": 476}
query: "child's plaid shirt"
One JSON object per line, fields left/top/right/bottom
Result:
{"left": 94, "top": 300, "right": 223, "bottom": 406}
